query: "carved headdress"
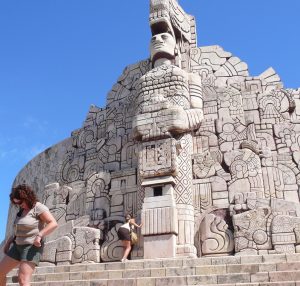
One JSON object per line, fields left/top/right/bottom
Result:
{"left": 149, "top": 0, "right": 197, "bottom": 70}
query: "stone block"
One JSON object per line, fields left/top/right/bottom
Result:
{"left": 212, "top": 256, "right": 241, "bottom": 265}
{"left": 150, "top": 268, "right": 165, "bottom": 277}
{"left": 86, "top": 264, "right": 105, "bottom": 271}
{"left": 125, "top": 261, "right": 144, "bottom": 270}
{"left": 236, "top": 284, "right": 259, "bottom": 286}
{"left": 182, "top": 257, "right": 212, "bottom": 267}
{"left": 33, "top": 274, "right": 46, "bottom": 282}
{"left": 155, "top": 276, "right": 187, "bottom": 286}
{"left": 259, "top": 263, "right": 277, "bottom": 272}
{"left": 108, "top": 280, "right": 126, "bottom": 286}
{"left": 136, "top": 277, "right": 156, "bottom": 286}
{"left": 260, "top": 283, "right": 296, "bottom": 286}
{"left": 269, "top": 270, "right": 300, "bottom": 282}
{"left": 63, "top": 282, "right": 90, "bottom": 286}
{"left": 124, "top": 280, "right": 137, "bottom": 286}
{"left": 212, "top": 191, "right": 228, "bottom": 199}
{"left": 263, "top": 254, "right": 286, "bottom": 263}
{"left": 186, "top": 275, "right": 217, "bottom": 285}
{"left": 55, "top": 265, "right": 72, "bottom": 273}
{"left": 123, "top": 269, "right": 151, "bottom": 279}
{"left": 227, "top": 264, "right": 259, "bottom": 274}
{"left": 70, "top": 264, "right": 89, "bottom": 272}
{"left": 144, "top": 235, "right": 177, "bottom": 259}
{"left": 250, "top": 272, "right": 269, "bottom": 282}
{"left": 82, "top": 271, "right": 109, "bottom": 280}
{"left": 162, "top": 258, "right": 183, "bottom": 268}
{"left": 165, "top": 266, "right": 195, "bottom": 276}
{"left": 36, "top": 266, "right": 55, "bottom": 274}
{"left": 195, "top": 265, "right": 226, "bottom": 275}
{"left": 90, "top": 281, "right": 108, "bottom": 286}
{"left": 217, "top": 273, "right": 250, "bottom": 284}
{"left": 108, "top": 270, "right": 123, "bottom": 279}
{"left": 69, "top": 272, "right": 83, "bottom": 280}
{"left": 277, "top": 262, "right": 300, "bottom": 271}
{"left": 144, "top": 260, "right": 162, "bottom": 269}
{"left": 105, "top": 262, "right": 125, "bottom": 271}
{"left": 286, "top": 254, "right": 300, "bottom": 262}
{"left": 240, "top": 255, "right": 263, "bottom": 264}
{"left": 45, "top": 273, "right": 69, "bottom": 281}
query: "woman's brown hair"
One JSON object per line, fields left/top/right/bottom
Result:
{"left": 10, "top": 184, "right": 38, "bottom": 209}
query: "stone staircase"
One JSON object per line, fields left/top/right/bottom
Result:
{"left": 6, "top": 253, "right": 300, "bottom": 286}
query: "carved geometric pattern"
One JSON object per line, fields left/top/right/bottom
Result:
{"left": 6, "top": 0, "right": 300, "bottom": 263}
{"left": 175, "top": 134, "right": 193, "bottom": 205}
{"left": 139, "top": 138, "right": 178, "bottom": 178}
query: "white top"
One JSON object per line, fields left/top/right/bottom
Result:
{"left": 119, "top": 222, "right": 130, "bottom": 231}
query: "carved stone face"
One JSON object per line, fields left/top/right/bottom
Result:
{"left": 150, "top": 32, "right": 176, "bottom": 62}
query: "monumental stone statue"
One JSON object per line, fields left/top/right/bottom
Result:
{"left": 2, "top": 0, "right": 300, "bottom": 264}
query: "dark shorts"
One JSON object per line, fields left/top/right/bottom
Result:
{"left": 117, "top": 227, "right": 130, "bottom": 241}
{"left": 6, "top": 242, "right": 44, "bottom": 266}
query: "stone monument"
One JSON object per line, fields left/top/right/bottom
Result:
{"left": 3, "top": 0, "right": 300, "bottom": 264}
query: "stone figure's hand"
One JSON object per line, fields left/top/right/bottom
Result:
{"left": 159, "top": 107, "right": 189, "bottom": 134}
{"left": 33, "top": 235, "right": 42, "bottom": 248}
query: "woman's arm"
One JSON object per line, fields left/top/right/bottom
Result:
{"left": 130, "top": 218, "right": 143, "bottom": 228}
{"left": 33, "top": 211, "right": 58, "bottom": 247}
{"left": 3, "top": 235, "right": 14, "bottom": 254}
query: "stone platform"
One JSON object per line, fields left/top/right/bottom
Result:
{"left": 6, "top": 254, "right": 300, "bottom": 286}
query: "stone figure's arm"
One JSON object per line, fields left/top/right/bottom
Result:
{"left": 189, "top": 72, "right": 203, "bottom": 109}
{"left": 176, "top": 72, "right": 203, "bottom": 131}
{"left": 160, "top": 106, "right": 203, "bottom": 134}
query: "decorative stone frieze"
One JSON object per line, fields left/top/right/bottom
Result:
{"left": 3, "top": 0, "right": 300, "bottom": 263}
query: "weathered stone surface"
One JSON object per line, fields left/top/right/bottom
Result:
{"left": 3, "top": 0, "right": 300, "bottom": 266}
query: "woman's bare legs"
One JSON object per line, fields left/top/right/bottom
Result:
{"left": 18, "top": 261, "right": 35, "bottom": 286}
{"left": 121, "top": 240, "right": 131, "bottom": 261}
{"left": 0, "top": 255, "right": 19, "bottom": 286}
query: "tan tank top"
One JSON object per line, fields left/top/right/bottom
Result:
{"left": 13, "top": 202, "right": 49, "bottom": 245}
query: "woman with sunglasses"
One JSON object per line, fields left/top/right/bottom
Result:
{"left": 0, "top": 184, "right": 58, "bottom": 286}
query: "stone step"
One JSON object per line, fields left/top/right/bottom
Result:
{"left": 7, "top": 253, "right": 300, "bottom": 276}
{"left": 7, "top": 270, "right": 300, "bottom": 286}
{"left": 191, "top": 283, "right": 300, "bottom": 286}
{"left": 6, "top": 284, "right": 300, "bottom": 286}
{"left": 6, "top": 254, "right": 300, "bottom": 286}
{"left": 6, "top": 263, "right": 300, "bottom": 282}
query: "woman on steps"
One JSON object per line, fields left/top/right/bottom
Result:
{"left": 117, "top": 214, "right": 142, "bottom": 262}
{"left": 0, "top": 184, "right": 58, "bottom": 286}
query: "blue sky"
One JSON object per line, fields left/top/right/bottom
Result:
{"left": 0, "top": 0, "right": 299, "bottom": 242}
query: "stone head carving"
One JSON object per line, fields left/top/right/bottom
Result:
{"left": 149, "top": 0, "right": 193, "bottom": 44}
{"left": 150, "top": 32, "right": 176, "bottom": 63}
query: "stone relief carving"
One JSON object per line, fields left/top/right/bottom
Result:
{"left": 231, "top": 192, "right": 300, "bottom": 255}
{"left": 3, "top": 0, "right": 300, "bottom": 263}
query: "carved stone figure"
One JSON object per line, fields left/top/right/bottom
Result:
{"left": 2, "top": 0, "right": 300, "bottom": 263}
{"left": 231, "top": 192, "right": 300, "bottom": 255}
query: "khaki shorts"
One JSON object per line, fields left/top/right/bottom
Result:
{"left": 7, "top": 242, "right": 44, "bottom": 266}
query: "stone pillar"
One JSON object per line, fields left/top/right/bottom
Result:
{"left": 174, "top": 134, "right": 196, "bottom": 257}
{"left": 141, "top": 176, "right": 178, "bottom": 258}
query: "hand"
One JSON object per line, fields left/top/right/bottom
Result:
{"left": 3, "top": 240, "right": 12, "bottom": 254}
{"left": 33, "top": 235, "right": 42, "bottom": 247}
{"left": 158, "top": 107, "right": 189, "bottom": 134}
